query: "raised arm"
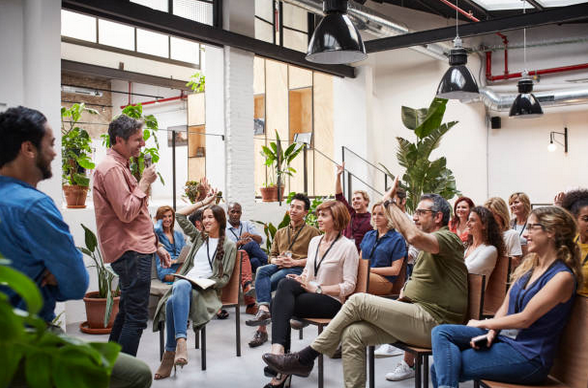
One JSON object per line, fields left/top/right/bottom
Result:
{"left": 335, "top": 163, "right": 344, "bottom": 195}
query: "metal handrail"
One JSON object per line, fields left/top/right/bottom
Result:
{"left": 342, "top": 146, "right": 389, "bottom": 176}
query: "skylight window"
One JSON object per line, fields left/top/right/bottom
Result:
{"left": 536, "top": 0, "right": 588, "bottom": 6}
{"left": 130, "top": 0, "right": 169, "bottom": 12}
{"left": 98, "top": 20, "right": 135, "bottom": 51}
{"left": 470, "top": 0, "right": 535, "bottom": 10}
{"left": 137, "top": 29, "right": 169, "bottom": 58}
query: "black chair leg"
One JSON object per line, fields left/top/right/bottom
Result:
{"left": 414, "top": 353, "right": 422, "bottom": 388}
{"left": 201, "top": 326, "right": 207, "bottom": 370}
{"left": 368, "top": 345, "right": 375, "bottom": 388}
{"left": 424, "top": 354, "right": 429, "bottom": 388}
{"left": 195, "top": 326, "right": 200, "bottom": 349}
{"left": 235, "top": 305, "right": 241, "bottom": 357}
{"left": 317, "top": 325, "right": 324, "bottom": 388}
{"left": 158, "top": 322, "right": 165, "bottom": 360}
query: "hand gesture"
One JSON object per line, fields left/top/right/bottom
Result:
{"left": 40, "top": 270, "right": 58, "bottom": 287}
{"left": 141, "top": 164, "right": 157, "bottom": 185}
{"left": 383, "top": 176, "right": 399, "bottom": 203}
{"left": 157, "top": 247, "right": 172, "bottom": 268}
{"left": 553, "top": 191, "right": 565, "bottom": 207}
{"left": 336, "top": 162, "right": 345, "bottom": 176}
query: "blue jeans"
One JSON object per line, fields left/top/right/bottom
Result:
{"left": 431, "top": 325, "right": 549, "bottom": 388}
{"left": 240, "top": 241, "right": 268, "bottom": 273}
{"left": 165, "top": 279, "right": 192, "bottom": 351}
{"left": 254, "top": 264, "right": 303, "bottom": 306}
{"left": 109, "top": 251, "right": 153, "bottom": 356}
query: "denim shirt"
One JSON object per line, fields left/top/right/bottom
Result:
{"left": 360, "top": 229, "right": 406, "bottom": 283}
{"left": 154, "top": 219, "right": 185, "bottom": 281}
{"left": 0, "top": 176, "right": 89, "bottom": 321}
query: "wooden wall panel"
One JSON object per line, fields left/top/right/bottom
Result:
{"left": 188, "top": 93, "right": 206, "bottom": 126}
{"left": 313, "top": 72, "right": 334, "bottom": 196}
{"left": 289, "top": 88, "right": 312, "bottom": 194}
{"left": 253, "top": 56, "right": 265, "bottom": 95}
{"left": 289, "top": 65, "right": 312, "bottom": 90}
{"left": 188, "top": 156, "right": 206, "bottom": 182}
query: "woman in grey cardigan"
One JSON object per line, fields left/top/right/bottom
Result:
{"left": 153, "top": 193, "right": 236, "bottom": 380}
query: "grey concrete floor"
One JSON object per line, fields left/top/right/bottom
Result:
{"left": 67, "top": 306, "right": 474, "bottom": 388}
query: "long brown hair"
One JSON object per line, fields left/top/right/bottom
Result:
{"left": 449, "top": 196, "right": 475, "bottom": 229}
{"left": 466, "top": 206, "right": 505, "bottom": 258}
{"left": 204, "top": 205, "right": 227, "bottom": 277}
{"left": 511, "top": 206, "right": 582, "bottom": 286}
{"left": 155, "top": 205, "right": 175, "bottom": 233}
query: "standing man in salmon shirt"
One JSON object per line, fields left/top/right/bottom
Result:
{"left": 93, "top": 114, "right": 171, "bottom": 356}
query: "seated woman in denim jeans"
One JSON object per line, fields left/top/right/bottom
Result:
{"left": 152, "top": 188, "right": 236, "bottom": 380}
{"left": 154, "top": 205, "right": 186, "bottom": 283}
{"left": 430, "top": 206, "right": 583, "bottom": 387}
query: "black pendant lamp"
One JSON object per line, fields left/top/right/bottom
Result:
{"left": 436, "top": 0, "right": 478, "bottom": 100}
{"left": 436, "top": 37, "right": 479, "bottom": 99}
{"left": 306, "top": 0, "right": 367, "bottom": 64}
{"left": 509, "top": 72, "right": 543, "bottom": 118}
{"left": 509, "top": 0, "right": 543, "bottom": 118}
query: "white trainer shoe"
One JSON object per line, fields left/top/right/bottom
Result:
{"left": 374, "top": 344, "right": 404, "bottom": 358}
{"left": 385, "top": 360, "right": 415, "bottom": 381}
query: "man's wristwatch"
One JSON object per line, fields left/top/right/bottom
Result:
{"left": 383, "top": 199, "right": 397, "bottom": 208}
{"left": 316, "top": 285, "right": 323, "bottom": 295}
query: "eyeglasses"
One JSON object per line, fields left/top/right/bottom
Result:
{"left": 415, "top": 208, "right": 435, "bottom": 216}
{"left": 526, "top": 223, "right": 545, "bottom": 231}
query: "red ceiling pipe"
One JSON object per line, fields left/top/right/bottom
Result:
{"left": 487, "top": 62, "right": 588, "bottom": 82}
{"left": 486, "top": 51, "right": 492, "bottom": 81}
{"left": 435, "top": 0, "right": 508, "bottom": 40}
{"left": 120, "top": 93, "right": 187, "bottom": 109}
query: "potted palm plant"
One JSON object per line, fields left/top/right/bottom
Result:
{"left": 61, "top": 103, "right": 97, "bottom": 208}
{"left": 259, "top": 130, "right": 304, "bottom": 202}
{"left": 380, "top": 97, "right": 461, "bottom": 212}
{"left": 78, "top": 224, "right": 120, "bottom": 334}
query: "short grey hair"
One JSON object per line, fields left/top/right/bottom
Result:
{"left": 108, "top": 115, "right": 143, "bottom": 145}
{"left": 420, "top": 193, "right": 451, "bottom": 226}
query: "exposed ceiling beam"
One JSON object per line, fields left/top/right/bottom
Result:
{"left": 365, "top": 3, "right": 588, "bottom": 53}
{"left": 62, "top": 0, "right": 355, "bottom": 78}
{"left": 458, "top": 0, "right": 491, "bottom": 19}
{"left": 62, "top": 60, "right": 193, "bottom": 91}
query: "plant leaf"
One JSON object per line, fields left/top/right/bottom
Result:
{"left": 0, "top": 266, "right": 42, "bottom": 315}
{"left": 81, "top": 224, "right": 97, "bottom": 253}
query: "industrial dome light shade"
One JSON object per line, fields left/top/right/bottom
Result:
{"left": 509, "top": 77, "right": 544, "bottom": 118}
{"left": 436, "top": 39, "right": 479, "bottom": 100}
{"left": 306, "top": 0, "right": 367, "bottom": 65}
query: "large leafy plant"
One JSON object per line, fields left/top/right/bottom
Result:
{"left": 380, "top": 98, "right": 460, "bottom": 213}
{"left": 186, "top": 71, "right": 205, "bottom": 93}
{"left": 78, "top": 224, "right": 118, "bottom": 328}
{"left": 101, "top": 103, "right": 163, "bottom": 184}
{"left": 61, "top": 103, "right": 97, "bottom": 187}
{"left": 0, "top": 254, "right": 119, "bottom": 387}
{"left": 260, "top": 130, "right": 304, "bottom": 187}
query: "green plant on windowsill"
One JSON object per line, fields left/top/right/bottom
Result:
{"left": 380, "top": 97, "right": 461, "bottom": 213}
{"left": 0, "top": 253, "right": 120, "bottom": 387}
{"left": 260, "top": 130, "right": 304, "bottom": 188}
{"left": 186, "top": 71, "right": 205, "bottom": 93}
{"left": 101, "top": 103, "right": 164, "bottom": 185}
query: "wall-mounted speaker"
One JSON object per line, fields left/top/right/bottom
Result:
{"left": 491, "top": 116, "right": 501, "bottom": 129}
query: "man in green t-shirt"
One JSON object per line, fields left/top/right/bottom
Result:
{"left": 261, "top": 177, "right": 467, "bottom": 388}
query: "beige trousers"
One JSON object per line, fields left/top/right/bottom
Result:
{"left": 311, "top": 293, "right": 438, "bottom": 388}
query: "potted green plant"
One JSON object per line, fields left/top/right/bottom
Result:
{"left": 78, "top": 224, "right": 120, "bottom": 334}
{"left": 0, "top": 253, "right": 119, "bottom": 387}
{"left": 100, "top": 103, "right": 163, "bottom": 185}
{"left": 61, "top": 103, "right": 97, "bottom": 208}
{"left": 380, "top": 97, "right": 461, "bottom": 213}
{"left": 183, "top": 180, "right": 223, "bottom": 204}
{"left": 259, "top": 130, "right": 304, "bottom": 202}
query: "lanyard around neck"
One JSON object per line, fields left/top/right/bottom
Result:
{"left": 368, "top": 232, "right": 385, "bottom": 261}
{"left": 230, "top": 223, "right": 242, "bottom": 240}
{"left": 206, "top": 238, "right": 219, "bottom": 270}
{"left": 288, "top": 223, "right": 305, "bottom": 251}
{"left": 314, "top": 233, "right": 341, "bottom": 277}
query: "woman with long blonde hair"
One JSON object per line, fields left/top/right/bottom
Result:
{"left": 430, "top": 206, "right": 582, "bottom": 387}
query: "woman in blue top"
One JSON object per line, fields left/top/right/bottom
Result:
{"left": 154, "top": 205, "right": 186, "bottom": 282}
{"left": 360, "top": 201, "right": 406, "bottom": 295}
{"left": 430, "top": 206, "right": 583, "bottom": 387}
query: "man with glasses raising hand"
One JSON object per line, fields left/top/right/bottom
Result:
{"left": 262, "top": 178, "right": 468, "bottom": 387}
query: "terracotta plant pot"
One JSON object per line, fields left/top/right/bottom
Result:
{"left": 63, "top": 185, "right": 89, "bottom": 209}
{"left": 260, "top": 186, "right": 285, "bottom": 202}
{"left": 80, "top": 291, "right": 120, "bottom": 334}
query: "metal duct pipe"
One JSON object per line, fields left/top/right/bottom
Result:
{"left": 478, "top": 87, "right": 588, "bottom": 111}
{"left": 281, "top": 0, "right": 449, "bottom": 61}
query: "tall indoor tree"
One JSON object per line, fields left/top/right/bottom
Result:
{"left": 381, "top": 98, "right": 461, "bottom": 213}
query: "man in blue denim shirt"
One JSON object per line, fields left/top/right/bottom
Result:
{"left": 0, "top": 106, "right": 152, "bottom": 387}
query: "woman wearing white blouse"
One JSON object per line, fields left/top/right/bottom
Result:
{"left": 464, "top": 206, "right": 505, "bottom": 279}
{"left": 485, "top": 197, "right": 523, "bottom": 261}
{"left": 261, "top": 200, "right": 359, "bottom": 388}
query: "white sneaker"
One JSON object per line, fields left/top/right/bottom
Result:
{"left": 385, "top": 360, "right": 415, "bottom": 381}
{"left": 374, "top": 344, "right": 403, "bottom": 358}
